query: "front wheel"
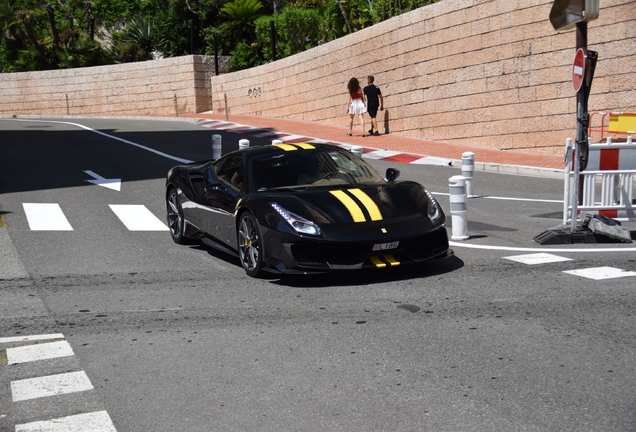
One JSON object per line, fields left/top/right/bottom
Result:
{"left": 237, "top": 212, "right": 264, "bottom": 278}
{"left": 166, "top": 188, "right": 188, "bottom": 244}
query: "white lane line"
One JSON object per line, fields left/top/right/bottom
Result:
{"left": 6, "top": 340, "right": 74, "bottom": 365}
{"left": 11, "top": 371, "right": 93, "bottom": 402}
{"left": 15, "top": 411, "right": 117, "bottom": 432}
{"left": 109, "top": 204, "right": 169, "bottom": 231}
{"left": 563, "top": 266, "right": 636, "bottom": 280}
{"left": 503, "top": 253, "right": 573, "bottom": 265}
{"left": 449, "top": 241, "right": 636, "bottom": 253}
{"left": 0, "top": 334, "right": 64, "bottom": 344}
{"left": 23, "top": 203, "right": 73, "bottom": 231}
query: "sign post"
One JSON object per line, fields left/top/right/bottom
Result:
{"left": 550, "top": 0, "right": 599, "bottom": 234}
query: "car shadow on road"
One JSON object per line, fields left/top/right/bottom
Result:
{"left": 270, "top": 254, "right": 464, "bottom": 288}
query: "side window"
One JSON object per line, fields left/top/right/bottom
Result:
{"left": 215, "top": 154, "right": 244, "bottom": 191}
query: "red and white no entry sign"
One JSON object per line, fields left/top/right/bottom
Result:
{"left": 572, "top": 47, "right": 586, "bottom": 92}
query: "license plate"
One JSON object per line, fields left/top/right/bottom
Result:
{"left": 372, "top": 241, "right": 399, "bottom": 251}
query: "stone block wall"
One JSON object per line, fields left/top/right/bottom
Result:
{"left": 0, "top": 55, "right": 220, "bottom": 116}
{"left": 210, "top": 0, "right": 636, "bottom": 153}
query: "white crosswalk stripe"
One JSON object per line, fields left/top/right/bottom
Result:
{"left": 503, "top": 253, "right": 636, "bottom": 280}
{"left": 21, "top": 203, "right": 168, "bottom": 232}
{"left": 11, "top": 371, "right": 94, "bottom": 402}
{"left": 563, "top": 266, "right": 636, "bottom": 280}
{"left": 15, "top": 411, "right": 117, "bottom": 432}
{"left": 6, "top": 340, "right": 74, "bottom": 364}
{"left": 23, "top": 203, "right": 73, "bottom": 231}
{"left": 109, "top": 204, "right": 169, "bottom": 231}
{"left": 503, "top": 253, "right": 572, "bottom": 265}
{"left": 2, "top": 334, "right": 119, "bottom": 431}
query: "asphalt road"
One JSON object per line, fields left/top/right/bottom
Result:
{"left": 1, "top": 117, "right": 635, "bottom": 431}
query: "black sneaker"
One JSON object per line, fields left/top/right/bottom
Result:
{"left": 368, "top": 129, "right": 373, "bottom": 135}
{"left": 374, "top": 131, "right": 380, "bottom": 136}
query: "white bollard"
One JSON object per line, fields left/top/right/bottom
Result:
{"left": 461, "top": 151, "right": 475, "bottom": 197}
{"left": 212, "top": 134, "right": 222, "bottom": 159}
{"left": 239, "top": 139, "right": 250, "bottom": 149}
{"left": 272, "top": 139, "right": 283, "bottom": 145}
{"left": 351, "top": 146, "right": 363, "bottom": 157}
{"left": 449, "top": 175, "right": 469, "bottom": 240}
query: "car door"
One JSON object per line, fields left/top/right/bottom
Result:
{"left": 199, "top": 154, "right": 244, "bottom": 247}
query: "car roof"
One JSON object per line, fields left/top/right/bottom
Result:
{"left": 238, "top": 142, "right": 344, "bottom": 158}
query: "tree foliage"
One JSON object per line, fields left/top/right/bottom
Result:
{"left": 1, "top": 0, "right": 440, "bottom": 72}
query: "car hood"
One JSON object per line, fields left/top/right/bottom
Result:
{"left": 260, "top": 181, "right": 442, "bottom": 228}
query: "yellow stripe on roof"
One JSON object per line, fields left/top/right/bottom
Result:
{"left": 273, "top": 144, "right": 299, "bottom": 151}
{"left": 348, "top": 189, "right": 382, "bottom": 221}
{"left": 329, "top": 190, "right": 365, "bottom": 222}
{"left": 294, "top": 143, "right": 316, "bottom": 149}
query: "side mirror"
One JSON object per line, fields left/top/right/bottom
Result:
{"left": 386, "top": 168, "right": 400, "bottom": 182}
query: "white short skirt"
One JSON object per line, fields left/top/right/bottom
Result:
{"left": 348, "top": 99, "right": 367, "bottom": 115}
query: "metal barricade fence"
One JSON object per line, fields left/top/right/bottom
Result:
{"left": 564, "top": 137, "right": 636, "bottom": 223}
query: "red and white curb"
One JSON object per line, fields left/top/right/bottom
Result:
{"left": 195, "top": 119, "right": 454, "bottom": 167}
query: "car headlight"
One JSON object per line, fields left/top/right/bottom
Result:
{"left": 425, "top": 189, "right": 442, "bottom": 223}
{"left": 271, "top": 203, "right": 322, "bottom": 235}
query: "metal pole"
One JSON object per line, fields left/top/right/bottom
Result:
{"left": 570, "top": 141, "right": 580, "bottom": 233}
{"left": 214, "top": 40, "right": 219, "bottom": 76}
{"left": 173, "top": 93, "right": 178, "bottom": 117}
{"left": 224, "top": 93, "right": 228, "bottom": 121}
{"left": 270, "top": 21, "right": 276, "bottom": 61}
{"left": 190, "top": 19, "right": 194, "bottom": 55}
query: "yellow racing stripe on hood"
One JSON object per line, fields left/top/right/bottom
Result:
{"left": 329, "top": 190, "right": 365, "bottom": 222}
{"left": 348, "top": 188, "right": 382, "bottom": 221}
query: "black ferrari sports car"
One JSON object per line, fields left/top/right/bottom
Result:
{"left": 166, "top": 142, "right": 450, "bottom": 277}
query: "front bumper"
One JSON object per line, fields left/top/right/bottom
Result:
{"left": 262, "top": 226, "right": 450, "bottom": 274}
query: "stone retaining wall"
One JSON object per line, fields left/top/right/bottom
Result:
{"left": 210, "top": 0, "right": 636, "bottom": 154}
{"left": 0, "top": 55, "right": 222, "bottom": 116}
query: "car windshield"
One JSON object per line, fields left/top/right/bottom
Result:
{"left": 249, "top": 148, "right": 385, "bottom": 191}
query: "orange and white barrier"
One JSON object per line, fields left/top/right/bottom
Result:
{"left": 564, "top": 137, "right": 636, "bottom": 222}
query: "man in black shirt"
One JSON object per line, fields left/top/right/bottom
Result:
{"left": 363, "top": 75, "right": 384, "bottom": 136}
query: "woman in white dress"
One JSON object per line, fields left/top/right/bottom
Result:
{"left": 347, "top": 77, "right": 367, "bottom": 137}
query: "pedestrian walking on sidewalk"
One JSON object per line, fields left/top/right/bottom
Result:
{"left": 347, "top": 77, "right": 367, "bottom": 137}
{"left": 363, "top": 75, "right": 384, "bottom": 136}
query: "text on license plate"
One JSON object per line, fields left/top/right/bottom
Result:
{"left": 372, "top": 241, "right": 399, "bottom": 251}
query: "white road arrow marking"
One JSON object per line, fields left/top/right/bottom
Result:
{"left": 84, "top": 170, "right": 121, "bottom": 191}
